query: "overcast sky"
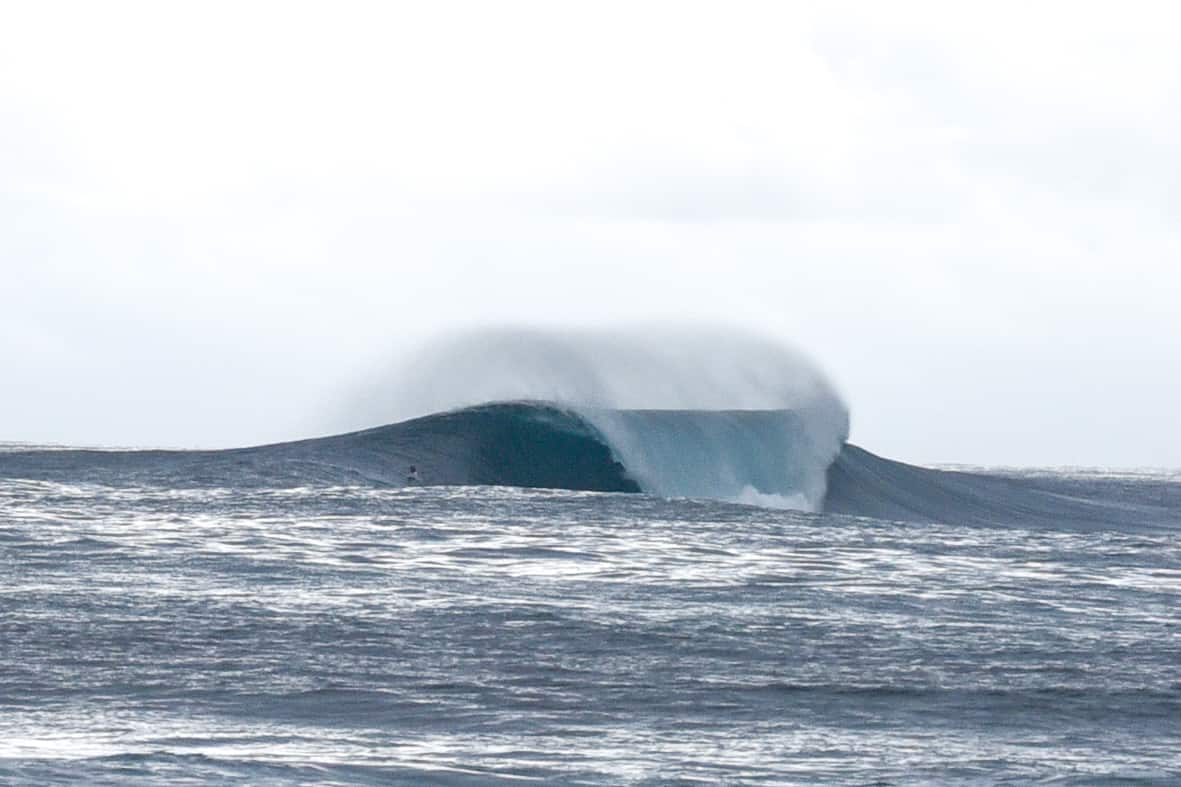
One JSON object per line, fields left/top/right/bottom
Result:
{"left": 2, "top": 0, "right": 1178, "bottom": 466}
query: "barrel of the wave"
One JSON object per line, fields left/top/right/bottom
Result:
{"left": 579, "top": 407, "right": 836, "bottom": 510}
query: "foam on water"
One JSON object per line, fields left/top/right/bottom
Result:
{"left": 2, "top": 478, "right": 1179, "bottom": 784}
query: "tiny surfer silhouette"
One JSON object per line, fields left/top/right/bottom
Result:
{"left": 406, "top": 465, "right": 419, "bottom": 484}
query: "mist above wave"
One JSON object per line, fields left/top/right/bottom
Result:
{"left": 357, "top": 326, "right": 844, "bottom": 417}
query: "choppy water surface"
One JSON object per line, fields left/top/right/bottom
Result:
{"left": 2, "top": 479, "right": 1180, "bottom": 784}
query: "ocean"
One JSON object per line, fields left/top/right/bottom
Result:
{"left": 1, "top": 400, "right": 1179, "bottom": 784}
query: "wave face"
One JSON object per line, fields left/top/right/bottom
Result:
{"left": 0, "top": 403, "right": 638, "bottom": 493}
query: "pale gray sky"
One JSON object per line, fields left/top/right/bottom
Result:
{"left": 2, "top": 0, "right": 1178, "bottom": 466}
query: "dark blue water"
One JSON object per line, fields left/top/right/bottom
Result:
{"left": 3, "top": 472, "right": 1180, "bottom": 784}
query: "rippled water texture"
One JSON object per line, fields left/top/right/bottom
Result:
{"left": 2, "top": 479, "right": 1180, "bottom": 784}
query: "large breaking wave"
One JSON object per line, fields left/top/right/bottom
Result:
{"left": 345, "top": 327, "right": 850, "bottom": 510}
{"left": 2, "top": 326, "right": 1176, "bottom": 529}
